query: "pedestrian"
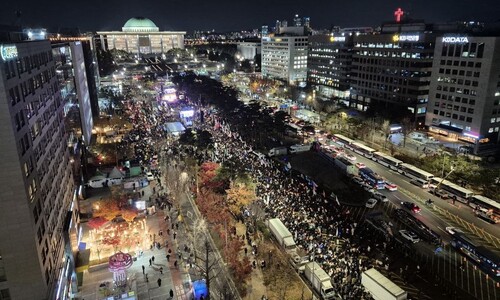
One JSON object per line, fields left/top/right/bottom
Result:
{"left": 169, "top": 289, "right": 174, "bottom": 298}
{"left": 176, "top": 223, "right": 179, "bottom": 230}
{"left": 166, "top": 254, "right": 170, "bottom": 262}
{"left": 173, "top": 232, "right": 177, "bottom": 240}
{"left": 171, "top": 223, "right": 175, "bottom": 229}
{"left": 149, "top": 258, "right": 152, "bottom": 266}
{"left": 160, "top": 267, "right": 163, "bottom": 274}
{"left": 157, "top": 278, "right": 162, "bottom": 287}
{"left": 244, "top": 247, "right": 248, "bottom": 256}
{"left": 142, "top": 265, "right": 145, "bottom": 274}
{"left": 152, "top": 256, "right": 155, "bottom": 263}
{"left": 145, "top": 274, "right": 148, "bottom": 282}
{"left": 167, "top": 228, "right": 170, "bottom": 235}
{"left": 174, "top": 260, "right": 178, "bottom": 269}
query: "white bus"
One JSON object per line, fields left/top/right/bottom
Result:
{"left": 351, "top": 142, "right": 376, "bottom": 158}
{"left": 372, "top": 152, "right": 403, "bottom": 170}
{"left": 430, "top": 177, "right": 474, "bottom": 204}
{"left": 398, "top": 163, "right": 434, "bottom": 181}
{"left": 333, "top": 134, "right": 355, "bottom": 150}
{"left": 469, "top": 195, "right": 500, "bottom": 224}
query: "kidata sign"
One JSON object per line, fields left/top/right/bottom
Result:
{"left": 392, "top": 34, "right": 420, "bottom": 42}
{"left": 442, "top": 37, "right": 469, "bottom": 43}
{"left": 0, "top": 45, "right": 18, "bottom": 61}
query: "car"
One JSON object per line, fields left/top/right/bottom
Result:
{"left": 353, "top": 177, "right": 364, "bottom": 185}
{"left": 384, "top": 182, "right": 398, "bottom": 191}
{"left": 146, "top": 172, "right": 155, "bottom": 181}
{"left": 345, "top": 154, "right": 356, "bottom": 161}
{"left": 431, "top": 188, "right": 449, "bottom": 199}
{"left": 366, "top": 198, "right": 378, "bottom": 208}
{"left": 372, "top": 192, "right": 389, "bottom": 202}
{"left": 399, "top": 230, "right": 420, "bottom": 243}
{"left": 355, "top": 162, "right": 366, "bottom": 169}
{"left": 445, "top": 227, "right": 464, "bottom": 235}
{"left": 363, "top": 184, "right": 375, "bottom": 193}
{"left": 401, "top": 201, "right": 421, "bottom": 213}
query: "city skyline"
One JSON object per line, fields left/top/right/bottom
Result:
{"left": 1, "top": 0, "right": 500, "bottom": 32}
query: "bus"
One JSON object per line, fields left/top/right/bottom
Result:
{"left": 469, "top": 195, "right": 500, "bottom": 224}
{"left": 398, "top": 163, "right": 434, "bottom": 182}
{"left": 351, "top": 142, "right": 376, "bottom": 158}
{"left": 333, "top": 134, "right": 355, "bottom": 150}
{"left": 449, "top": 231, "right": 500, "bottom": 277}
{"left": 372, "top": 152, "right": 403, "bottom": 170}
{"left": 430, "top": 177, "right": 474, "bottom": 204}
{"left": 359, "top": 168, "right": 385, "bottom": 189}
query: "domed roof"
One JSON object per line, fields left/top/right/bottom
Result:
{"left": 122, "top": 17, "right": 159, "bottom": 32}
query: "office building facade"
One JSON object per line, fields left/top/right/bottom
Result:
{"left": 237, "top": 42, "right": 261, "bottom": 60}
{"left": 307, "top": 34, "right": 353, "bottom": 99}
{"left": 426, "top": 36, "right": 500, "bottom": 155}
{"left": 350, "top": 32, "right": 436, "bottom": 124}
{"left": 261, "top": 36, "right": 308, "bottom": 85}
{"left": 0, "top": 38, "right": 82, "bottom": 299}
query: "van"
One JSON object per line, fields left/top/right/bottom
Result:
{"left": 410, "top": 178, "right": 429, "bottom": 189}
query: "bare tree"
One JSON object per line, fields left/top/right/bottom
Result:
{"left": 401, "top": 117, "right": 415, "bottom": 148}
{"left": 381, "top": 120, "right": 391, "bottom": 149}
{"left": 189, "top": 218, "right": 224, "bottom": 300}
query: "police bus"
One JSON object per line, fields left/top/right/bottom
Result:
{"left": 372, "top": 152, "right": 403, "bottom": 170}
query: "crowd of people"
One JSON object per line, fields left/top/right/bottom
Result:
{"left": 176, "top": 113, "right": 385, "bottom": 300}
{"left": 118, "top": 92, "right": 405, "bottom": 299}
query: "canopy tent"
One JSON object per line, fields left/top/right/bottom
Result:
{"left": 165, "top": 122, "right": 186, "bottom": 136}
{"left": 294, "top": 109, "right": 320, "bottom": 124}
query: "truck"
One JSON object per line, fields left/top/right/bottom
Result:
{"left": 334, "top": 156, "right": 357, "bottom": 176}
{"left": 289, "top": 144, "right": 311, "bottom": 154}
{"left": 268, "top": 146, "right": 288, "bottom": 157}
{"left": 266, "top": 218, "right": 296, "bottom": 251}
{"left": 361, "top": 268, "right": 407, "bottom": 300}
{"left": 304, "top": 262, "right": 336, "bottom": 300}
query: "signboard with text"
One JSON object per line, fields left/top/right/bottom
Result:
{"left": 0, "top": 45, "right": 18, "bottom": 61}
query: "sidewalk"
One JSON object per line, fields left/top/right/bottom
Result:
{"left": 76, "top": 177, "right": 193, "bottom": 299}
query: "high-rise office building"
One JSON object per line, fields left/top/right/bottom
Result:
{"left": 307, "top": 34, "right": 353, "bottom": 100}
{"left": 293, "top": 14, "right": 302, "bottom": 27}
{"left": 261, "top": 36, "right": 309, "bottom": 85}
{"left": 0, "top": 34, "right": 84, "bottom": 299}
{"left": 350, "top": 31, "right": 437, "bottom": 125}
{"left": 261, "top": 25, "right": 269, "bottom": 37}
{"left": 426, "top": 35, "right": 500, "bottom": 155}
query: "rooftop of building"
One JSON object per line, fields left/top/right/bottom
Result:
{"left": 122, "top": 17, "right": 159, "bottom": 32}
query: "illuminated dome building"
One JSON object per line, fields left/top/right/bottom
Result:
{"left": 97, "top": 17, "right": 185, "bottom": 56}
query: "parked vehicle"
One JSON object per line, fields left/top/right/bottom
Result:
{"left": 399, "top": 230, "right": 420, "bottom": 243}
{"left": 366, "top": 198, "right": 378, "bottom": 208}
{"left": 372, "top": 192, "right": 388, "bottom": 202}
{"left": 362, "top": 268, "right": 407, "bottom": 300}
{"left": 289, "top": 144, "right": 311, "bottom": 154}
{"left": 268, "top": 147, "right": 288, "bottom": 157}
{"left": 304, "top": 262, "right": 337, "bottom": 300}
{"left": 146, "top": 172, "right": 155, "bottom": 181}
{"left": 355, "top": 162, "right": 366, "bottom": 169}
{"left": 409, "top": 178, "right": 429, "bottom": 189}
{"left": 266, "top": 218, "right": 296, "bottom": 251}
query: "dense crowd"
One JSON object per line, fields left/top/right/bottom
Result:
{"left": 121, "top": 97, "right": 391, "bottom": 299}
{"left": 197, "top": 114, "right": 378, "bottom": 300}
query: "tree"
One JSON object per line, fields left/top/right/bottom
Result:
{"left": 225, "top": 181, "right": 256, "bottom": 216}
{"left": 400, "top": 117, "right": 414, "bottom": 147}
{"left": 179, "top": 129, "right": 196, "bottom": 145}
{"left": 381, "top": 120, "right": 392, "bottom": 149}
{"left": 196, "top": 130, "right": 213, "bottom": 149}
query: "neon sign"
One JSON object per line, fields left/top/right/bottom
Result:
{"left": 330, "top": 36, "right": 346, "bottom": 42}
{"left": 0, "top": 45, "right": 18, "bottom": 61}
{"left": 442, "top": 37, "right": 469, "bottom": 43}
{"left": 394, "top": 8, "right": 404, "bottom": 23}
{"left": 393, "top": 34, "right": 420, "bottom": 42}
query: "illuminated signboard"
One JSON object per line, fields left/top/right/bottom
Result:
{"left": 0, "top": 45, "right": 18, "bottom": 61}
{"left": 442, "top": 37, "right": 469, "bottom": 43}
{"left": 329, "top": 36, "right": 346, "bottom": 42}
{"left": 393, "top": 34, "right": 420, "bottom": 42}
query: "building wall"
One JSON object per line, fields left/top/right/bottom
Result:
{"left": 237, "top": 42, "right": 261, "bottom": 60}
{"left": 261, "top": 36, "right": 308, "bottom": 85}
{"left": 350, "top": 33, "right": 435, "bottom": 120}
{"left": 98, "top": 32, "right": 186, "bottom": 56}
{"left": 307, "top": 34, "right": 353, "bottom": 99}
{"left": 426, "top": 36, "right": 500, "bottom": 155}
{"left": 0, "top": 40, "right": 74, "bottom": 299}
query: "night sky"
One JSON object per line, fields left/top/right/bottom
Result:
{"left": 2, "top": 0, "right": 500, "bottom": 33}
